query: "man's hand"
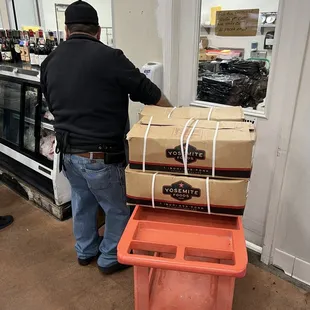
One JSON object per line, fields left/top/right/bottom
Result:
{"left": 156, "top": 93, "right": 173, "bottom": 107}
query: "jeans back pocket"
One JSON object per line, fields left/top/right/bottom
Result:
{"left": 84, "top": 159, "right": 111, "bottom": 190}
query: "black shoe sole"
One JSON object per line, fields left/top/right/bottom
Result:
{"left": 78, "top": 255, "right": 98, "bottom": 266}
{"left": 98, "top": 263, "right": 131, "bottom": 275}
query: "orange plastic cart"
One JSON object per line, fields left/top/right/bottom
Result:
{"left": 118, "top": 206, "right": 248, "bottom": 310}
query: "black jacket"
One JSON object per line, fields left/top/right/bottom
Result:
{"left": 40, "top": 34, "right": 161, "bottom": 151}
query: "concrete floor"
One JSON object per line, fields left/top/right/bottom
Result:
{"left": 0, "top": 185, "right": 309, "bottom": 310}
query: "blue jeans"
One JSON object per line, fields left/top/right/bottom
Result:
{"left": 63, "top": 154, "right": 130, "bottom": 268}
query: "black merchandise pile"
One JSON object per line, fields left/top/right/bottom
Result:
{"left": 198, "top": 61, "right": 216, "bottom": 78}
{"left": 197, "top": 60, "right": 269, "bottom": 109}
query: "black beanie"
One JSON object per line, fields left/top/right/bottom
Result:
{"left": 65, "top": 0, "right": 99, "bottom": 25}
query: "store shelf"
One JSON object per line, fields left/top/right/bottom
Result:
{"left": 24, "top": 117, "right": 54, "bottom": 131}
{"left": 41, "top": 122, "right": 54, "bottom": 131}
{"left": 201, "top": 24, "right": 276, "bottom": 35}
{"left": 191, "top": 101, "right": 267, "bottom": 119}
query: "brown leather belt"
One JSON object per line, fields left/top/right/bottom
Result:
{"left": 78, "top": 152, "right": 105, "bottom": 159}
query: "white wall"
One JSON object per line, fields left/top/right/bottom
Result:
{"left": 113, "top": 0, "right": 163, "bottom": 126}
{"left": 39, "top": 0, "right": 112, "bottom": 30}
{"left": 201, "top": 0, "right": 279, "bottom": 60}
{"left": 272, "top": 31, "right": 310, "bottom": 284}
{"left": 0, "top": 8, "right": 3, "bottom": 28}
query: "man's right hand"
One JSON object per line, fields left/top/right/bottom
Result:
{"left": 156, "top": 93, "right": 173, "bottom": 107}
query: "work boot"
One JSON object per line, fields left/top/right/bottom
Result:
{"left": 78, "top": 255, "right": 99, "bottom": 266}
{"left": 0, "top": 215, "right": 14, "bottom": 231}
{"left": 98, "top": 262, "right": 131, "bottom": 275}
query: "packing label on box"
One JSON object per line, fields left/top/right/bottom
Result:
{"left": 128, "top": 117, "right": 256, "bottom": 179}
{"left": 126, "top": 168, "right": 248, "bottom": 216}
{"left": 140, "top": 105, "right": 244, "bottom": 121}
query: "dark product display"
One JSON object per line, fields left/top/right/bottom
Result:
{"left": 198, "top": 73, "right": 252, "bottom": 107}
{"left": 0, "top": 30, "right": 25, "bottom": 63}
{"left": 197, "top": 60, "right": 268, "bottom": 109}
{"left": 0, "top": 30, "right": 12, "bottom": 62}
{"left": 24, "top": 88, "right": 55, "bottom": 160}
{"left": 29, "top": 30, "right": 37, "bottom": 65}
{"left": 40, "top": 129, "right": 55, "bottom": 161}
{"left": 20, "top": 31, "right": 30, "bottom": 62}
{"left": 4, "top": 30, "right": 14, "bottom": 63}
{"left": 13, "top": 30, "right": 22, "bottom": 63}
{"left": 0, "top": 80, "right": 21, "bottom": 145}
{"left": 198, "top": 61, "right": 218, "bottom": 78}
{"left": 0, "top": 28, "right": 60, "bottom": 66}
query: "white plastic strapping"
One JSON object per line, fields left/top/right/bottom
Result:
{"left": 151, "top": 172, "right": 158, "bottom": 208}
{"left": 212, "top": 122, "right": 220, "bottom": 177}
{"left": 168, "top": 106, "right": 177, "bottom": 118}
{"left": 206, "top": 177, "right": 211, "bottom": 214}
{"left": 180, "top": 118, "right": 194, "bottom": 174}
{"left": 184, "top": 119, "right": 200, "bottom": 175}
{"left": 207, "top": 107, "right": 214, "bottom": 121}
{"left": 142, "top": 116, "right": 153, "bottom": 172}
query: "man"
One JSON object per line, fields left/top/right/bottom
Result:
{"left": 40, "top": 0, "right": 171, "bottom": 275}
{"left": 0, "top": 215, "right": 14, "bottom": 231}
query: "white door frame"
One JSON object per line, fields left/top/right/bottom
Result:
{"left": 160, "top": 0, "right": 310, "bottom": 264}
{"left": 261, "top": 1, "right": 310, "bottom": 264}
{"left": 0, "top": 0, "right": 10, "bottom": 28}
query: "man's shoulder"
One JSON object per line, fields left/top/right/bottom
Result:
{"left": 91, "top": 44, "right": 128, "bottom": 64}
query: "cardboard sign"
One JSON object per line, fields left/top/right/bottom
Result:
{"left": 215, "top": 9, "right": 259, "bottom": 37}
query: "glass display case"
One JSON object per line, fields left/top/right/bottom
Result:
{"left": 0, "top": 68, "right": 55, "bottom": 169}
{"left": 0, "top": 65, "right": 70, "bottom": 219}
{"left": 0, "top": 80, "right": 22, "bottom": 146}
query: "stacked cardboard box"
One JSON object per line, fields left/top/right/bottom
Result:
{"left": 140, "top": 105, "right": 244, "bottom": 121}
{"left": 126, "top": 106, "right": 256, "bottom": 216}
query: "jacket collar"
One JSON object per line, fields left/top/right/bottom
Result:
{"left": 67, "top": 33, "right": 102, "bottom": 44}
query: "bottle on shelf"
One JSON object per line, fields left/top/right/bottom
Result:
{"left": 37, "top": 29, "right": 47, "bottom": 66}
{"left": 29, "top": 29, "right": 38, "bottom": 66}
{"left": 0, "top": 31, "right": 2, "bottom": 62}
{"left": 53, "top": 31, "right": 59, "bottom": 48}
{"left": 13, "top": 30, "right": 22, "bottom": 63}
{"left": 0, "top": 30, "right": 7, "bottom": 62}
{"left": 21, "top": 30, "right": 30, "bottom": 63}
{"left": 20, "top": 31, "right": 25, "bottom": 62}
{"left": 5, "top": 30, "right": 14, "bottom": 63}
{"left": 45, "top": 31, "right": 51, "bottom": 56}
{"left": 46, "top": 31, "right": 57, "bottom": 53}
{"left": 34, "top": 43, "right": 39, "bottom": 66}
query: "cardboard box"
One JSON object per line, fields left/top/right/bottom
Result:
{"left": 126, "top": 168, "right": 248, "bottom": 216}
{"left": 199, "top": 49, "right": 217, "bottom": 61}
{"left": 140, "top": 105, "right": 244, "bottom": 122}
{"left": 128, "top": 117, "right": 255, "bottom": 179}
{"left": 199, "top": 53, "right": 208, "bottom": 61}
{"left": 205, "top": 53, "right": 218, "bottom": 61}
